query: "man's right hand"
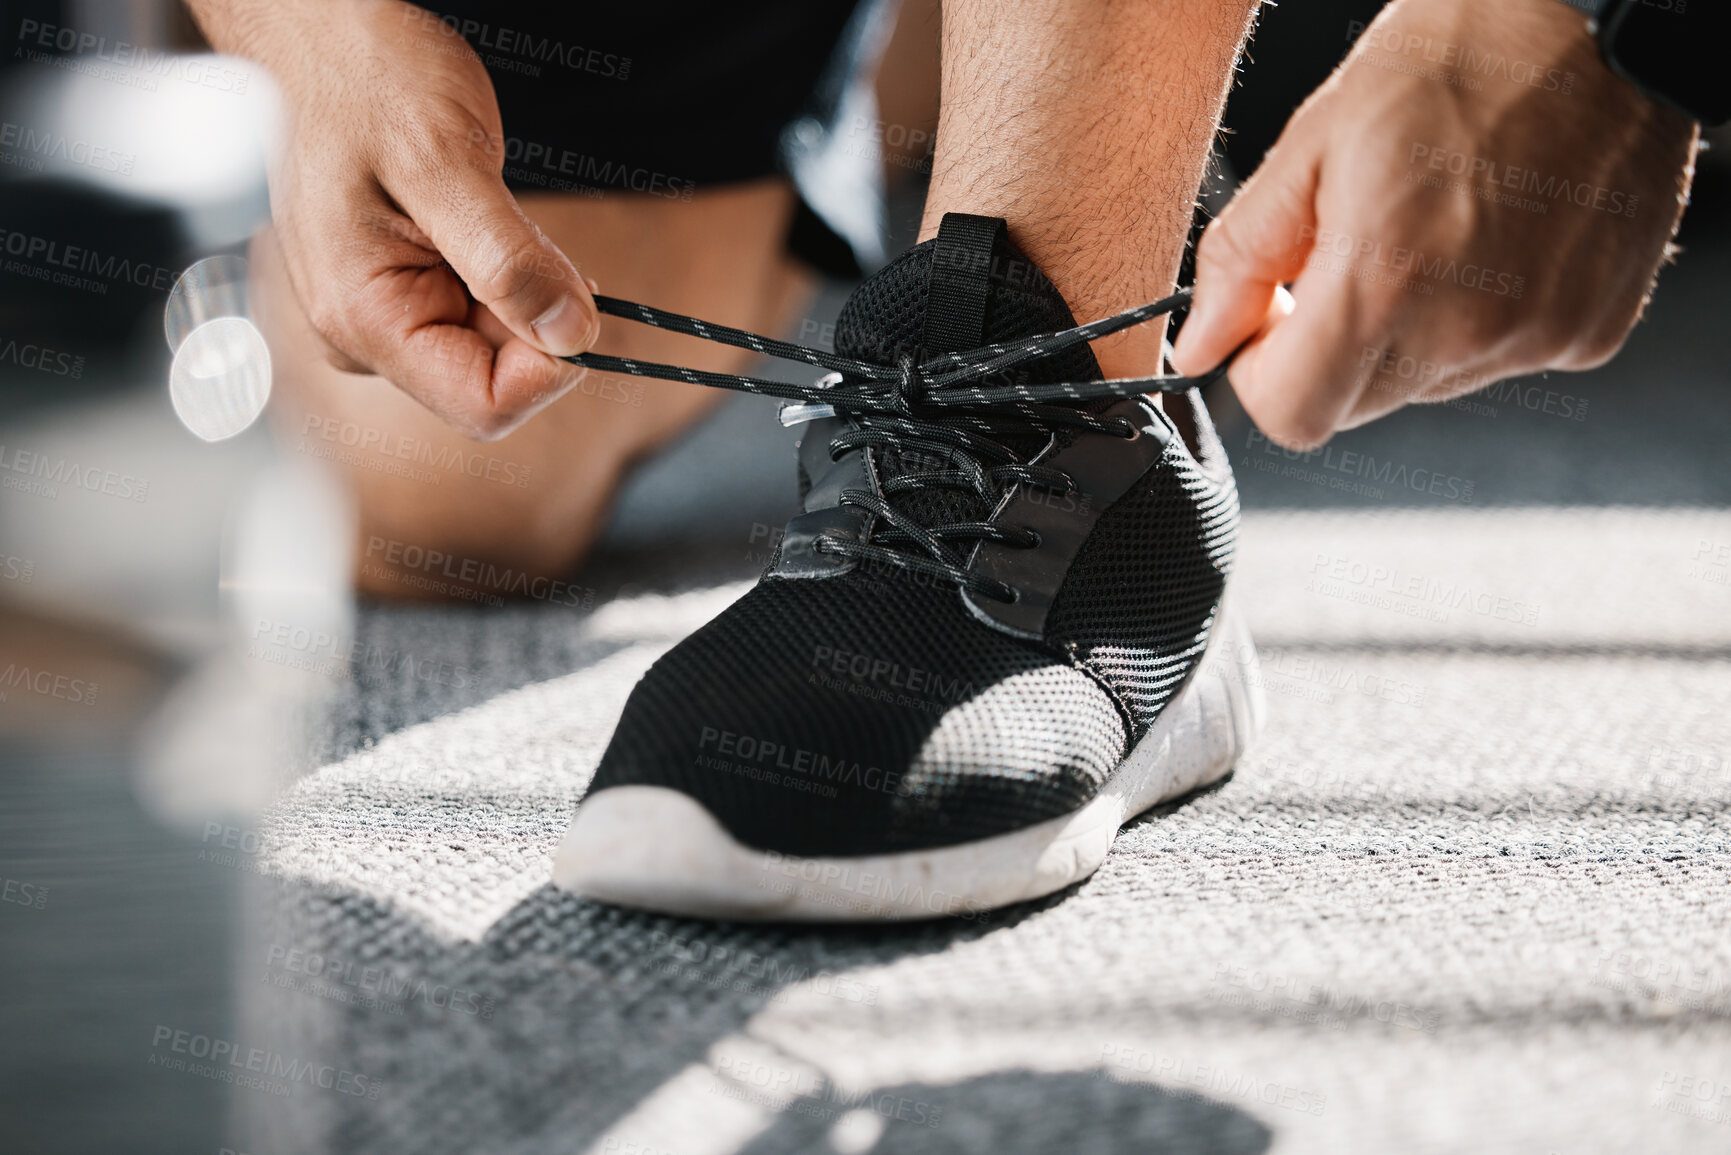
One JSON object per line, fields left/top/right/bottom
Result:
{"left": 193, "top": 0, "right": 599, "bottom": 440}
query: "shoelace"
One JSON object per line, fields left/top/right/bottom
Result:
{"left": 568, "top": 288, "right": 1227, "bottom": 602}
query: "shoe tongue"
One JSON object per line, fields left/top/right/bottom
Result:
{"left": 834, "top": 226, "right": 1101, "bottom": 385}
{"left": 831, "top": 217, "right": 1103, "bottom": 532}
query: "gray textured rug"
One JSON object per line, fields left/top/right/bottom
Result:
{"left": 228, "top": 506, "right": 1731, "bottom": 1155}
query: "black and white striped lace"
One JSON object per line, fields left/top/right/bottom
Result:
{"left": 567, "top": 288, "right": 1226, "bottom": 601}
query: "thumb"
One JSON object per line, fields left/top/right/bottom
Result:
{"left": 389, "top": 149, "right": 598, "bottom": 358}
{"left": 1172, "top": 134, "right": 1321, "bottom": 377}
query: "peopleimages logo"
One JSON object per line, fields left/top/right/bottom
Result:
{"left": 1, "top": 875, "right": 48, "bottom": 910}
{"left": 476, "top": 129, "right": 694, "bottom": 201}
{"left": 0, "top": 662, "right": 99, "bottom": 706}
{"left": 1298, "top": 225, "right": 1525, "bottom": 299}
{"left": 0, "top": 120, "right": 134, "bottom": 175}
{"left": 361, "top": 535, "right": 596, "bottom": 608}
{"left": 407, "top": 7, "right": 631, "bottom": 80}
{"left": 1358, "top": 347, "right": 1589, "bottom": 423}
{"left": 148, "top": 1025, "right": 383, "bottom": 1099}
{"left": 695, "top": 726, "right": 918, "bottom": 799}
{"left": 1096, "top": 1043, "right": 1328, "bottom": 1116}
{"left": 0, "top": 442, "right": 149, "bottom": 502}
{"left": 14, "top": 19, "right": 252, "bottom": 93}
{"left": 300, "top": 414, "right": 533, "bottom": 487}
{"left": 0, "top": 338, "right": 84, "bottom": 378}
{"left": 1592, "top": 948, "right": 1729, "bottom": 1011}
{"left": 1307, "top": 551, "right": 1541, "bottom": 627}
{"left": 1223, "top": 643, "right": 1430, "bottom": 708}
{"left": 710, "top": 1054, "right": 944, "bottom": 1130}
{"left": 845, "top": 116, "right": 935, "bottom": 174}
{"left": 248, "top": 617, "right": 475, "bottom": 690}
{"left": 1346, "top": 21, "right": 1575, "bottom": 95}
{"left": 1242, "top": 430, "right": 1475, "bottom": 503}
{"left": 1651, "top": 1071, "right": 1731, "bottom": 1128}
{"left": 1208, "top": 964, "right": 1441, "bottom": 1034}
{"left": 648, "top": 930, "right": 880, "bottom": 1005}
{"left": 758, "top": 850, "right": 984, "bottom": 920}
{"left": 0, "top": 226, "right": 182, "bottom": 296}
{"left": 810, "top": 645, "right": 977, "bottom": 707}
{"left": 264, "top": 945, "right": 493, "bottom": 1018}
{"left": 1407, "top": 143, "right": 1639, "bottom": 218}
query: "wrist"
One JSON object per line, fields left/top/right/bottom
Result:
{"left": 1454, "top": 0, "right": 1603, "bottom": 78}
{"left": 1489, "top": 0, "right": 1696, "bottom": 138}
{"left": 1522, "top": 0, "right": 1700, "bottom": 160}
{"left": 1392, "top": 0, "right": 1693, "bottom": 152}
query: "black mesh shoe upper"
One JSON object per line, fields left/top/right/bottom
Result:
{"left": 586, "top": 576, "right": 1125, "bottom": 856}
{"left": 1047, "top": 404, "right": 1238, "bottom": 730}
{"left": 582, "top": 219, "right": 1238, "bottom": 856}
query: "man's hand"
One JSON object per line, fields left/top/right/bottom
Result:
{"left": 1171, "top": 0, "right": 1696, "bottom": 449}
{"left": 194, "top": 0, "right": 599, "bottom": 440}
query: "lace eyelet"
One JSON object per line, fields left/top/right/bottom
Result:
{"left": 1021, "top": 529, "right": 1043, "bottom": 549}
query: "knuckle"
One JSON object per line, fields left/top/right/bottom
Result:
{"left": 1533, "top": 317, "right": 1581, "bottom": 361}
{"left": 1244, "top": 393, "right": 1334, "bottom": 452}
{"left": 460, "top": 414, "right": 514, "bottom": 443}
{"left": 1453, "top": 298, "right": 1524, "bottom": 356}
{"left": 1558, "top": 328, "right": 1626, "bottom": 371}
{"left": 420, "top": 348, "right": 484, "bottom": 397}
{"left": 1428, "top": 192, "right": 1481, "bottom": 249}
{"left": 1264, "top": 418, "right": 1333, "bottom": 454}
{"left": 1354, "top": 284, "right": 1407, "bottom": 336}
{"left": 305, "top": 295, "right": 355, "bottom": 351}
{"left": 350, "top": 279, "right": 416, "bottom": 349}
{"left": 1557, "top": 292, "right": 1640, "bottom": 368}
{"left": 469, "top": 234, "right": 560, "bottom": 306}
{"left": 443, "top": 391, "right": 516, "bottom": 442}
{"left": 452, "top": 380, "right": 531, "bottom": 444}
{"left": 391, "top": 106, "right": 480, "bottom": 174}
{"left": 1198, "top": 212, "right": 1255, "bottom": 273}
{"left": 354, "top": 207, "right": 421, "bottom": 249}
{"left": 1195, "top": 216, "right": 1233, "bottom": 262}
{"left": 320, "top": 346, "right": 363, "bottom": 375}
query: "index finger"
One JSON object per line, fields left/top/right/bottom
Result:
{"left": 350, "top": 260, "right": 583, "bottom": 441}
{"left": 1171, "top": 141, "right": 1320, "bottom": 377}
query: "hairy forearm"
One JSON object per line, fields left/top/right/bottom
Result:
{"left": 926, "top": 0, "right": 1259, "bottom": 374}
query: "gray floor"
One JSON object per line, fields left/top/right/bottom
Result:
{"left": 207, "top": 504, "right": 1727, "bottom": 1155}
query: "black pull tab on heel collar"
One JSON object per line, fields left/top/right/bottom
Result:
{"left": 924, "top": 213, "right": 1009, "bottom": 355}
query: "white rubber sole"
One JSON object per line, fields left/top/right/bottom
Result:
{"left": 552, "top": 593, "right": 1264, "bottom": 922}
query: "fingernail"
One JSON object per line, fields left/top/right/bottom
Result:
{"left": 583, "top": 275, "right": 600, "bottom": 294}
{"left": 532, "top": 297, "right": 594, "bottom": 356}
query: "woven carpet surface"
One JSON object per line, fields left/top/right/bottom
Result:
{"left": 235, "top": 505, "right": 1731, "bottom": 1155}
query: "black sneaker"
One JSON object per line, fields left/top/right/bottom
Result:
{"left": 553, "top": 213, "right": 1263, "bottom": 920}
